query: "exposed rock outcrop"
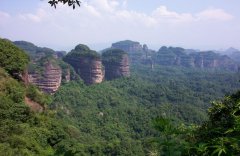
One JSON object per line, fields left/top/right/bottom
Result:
{"left": 190, "top": 51, "right": 239, "bottom": 71}
{"left": 154, "top": 46, "right": 239, "bottom": 71}
{"left": 24, "top": 97, "right": 44, "bottom": 112}
{"left": 27, "top": 61, "right": 62, "bottom": 94}
{"left": 14, "top": 40, "right": 76, "bottom": 93}
{"left": 63, "top": 44, "right": 104, "bottom": 84}
{"left": 102, "top": 49, "right": 130, "bottom": 80}
{"left": 111, "top": 40, "right": 147, "bottom": 63}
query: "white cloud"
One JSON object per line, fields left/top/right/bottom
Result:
{"left": 88, "top": 0, "right": 119, "bottom": 13}
{"left": 0, "top": 0, "right": 237, "bottom": 50}
{"left": 0, "top": 11, "right": 10, "bottom": 18}
{"left": 196, "top": 8, "right": 234, "bottom": 21}
{"left": 0, "top": 11, "right": 10, "bottom": 25}
{"left": 151, "top": 6, "right": 194, "bottom": 23}
{"left": 151, "top": 6, "right": 233, "bottom": 23}
{"left": 83, "top": 4, "right": 101, "bottom": 17}
{"left": 19, "top": 9, "right": 47, "bottom": 23}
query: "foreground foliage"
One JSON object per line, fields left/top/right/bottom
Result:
{"left": 154, "top": 90, "right": 240, "bottom": 156}
{"left": 0, "top": 39, "right": 29, "bottom": 78}
{"left": 193, "top": 90, "right": 240, "bottom": 155}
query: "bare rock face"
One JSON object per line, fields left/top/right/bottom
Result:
{"left": 64, "top": 68, "right": 71, "bottom": 82}
{"left": 28, "top": 61, "right": 62, "bottom": 94}
{"left": 191, "top": 51, "right": 239, "bottom": 71}
{"left": 155, "top": 47, "right": 239, "bottom": 71}
{"left": 63, "top": 44, "right": 104, "bottom": 84}
{"left": 102, "top": 49, "right": 130, "bottom": 80}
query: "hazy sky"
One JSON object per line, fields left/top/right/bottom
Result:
{"left": 0, "top": 0, "right": 240, "bottom": 51}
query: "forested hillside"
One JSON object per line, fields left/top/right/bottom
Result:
{"left": 51, "top": 64, "right": 240, "bottom": 155}
{"left": 0, "top": 38, "right": 239, "bottom": 155}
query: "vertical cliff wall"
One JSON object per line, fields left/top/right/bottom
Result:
{"left": 63, "top": 44, "right": 104, "bottom": 84}
{"left": 27, "top": 61, "right": 62, "bottom": 94}
{"left": 154, "top": 47, "right": 239, "bottom": 71}
{"left": 102, "top": 49, "right": 130, "bottom": 80}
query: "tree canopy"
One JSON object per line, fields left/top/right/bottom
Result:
{"left": 0, "top": 39, "right": 29, "bottom": 77}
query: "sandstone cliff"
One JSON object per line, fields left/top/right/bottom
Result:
{"left": 14, "top": 40, "right": 77, "bottom": 93}
{"left": 190, "top": 51, "right": 239, "bottom": 71}
{"left": 27, "top": 61, "right": 62, "bottom": 94}
{"left": 63, "top": 44, "right": 104, "bottom": 84}
{"left": 102, "top": 49, "right": 130, "bottom": 80}
{"left": 154, "top": 46, "right": 239, "bottom": 71}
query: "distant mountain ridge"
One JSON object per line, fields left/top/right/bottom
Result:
{"left": 218, "top": 47, "right": 240, "bottom": 64}
{"left": 12, "top": 39, "right": 240, "bottom": 94}
{"left": 111, "top": 40, "right": 240, "bottom": 72}
{"left": 14, "top": 40, "right": 131, "bottom": 93}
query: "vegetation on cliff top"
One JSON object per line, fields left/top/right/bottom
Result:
{"left": 112, "top": 40, "right": 140, "bottom": 47}
{"left": 14, "top": 40, "right": 79, "bottom": 83}
{"left": 14, "top": 41, "right": 55, "bottom": 59}
{"left": 64, "top": 44, "right": 101, "bottom": 60}
{"left": 102, "top": 49, "right": 128, "bottom": 63}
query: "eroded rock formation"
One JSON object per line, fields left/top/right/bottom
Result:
{"left": 102, "top": 49, "right": 130, "bottom": 80}
{"left": 191, "top": 52, "right": 239, "bottom": 71}
{"left": 63, "top": 44, "right": 104, "bottom": 84}
{"left": 154, "top": 46, "right": 239, "bottom": 71}
{"left": 27, "top": 61, "right": 62, "bottom": 94}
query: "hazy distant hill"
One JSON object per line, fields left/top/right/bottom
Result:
{"left": 111, "top": 40, "right": 239, "bottom": 72}
{"left": 220, "top": 47, "right": 240, "bottom": 63}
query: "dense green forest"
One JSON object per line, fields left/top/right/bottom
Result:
{"left": 51, "top": 64, "right": 239, "bottom": 155}
{"left": 0, "top": 38, "right": 240, "bottom": 155}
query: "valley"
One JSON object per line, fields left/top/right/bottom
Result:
{"left": 0, "top": 38, "right": 239, "bottom": 155}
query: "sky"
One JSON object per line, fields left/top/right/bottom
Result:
{"left": 0, "top": 0, "right": 240, "bottom": 51}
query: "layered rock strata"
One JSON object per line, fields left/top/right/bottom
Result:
{"left": 155, "top": 46, "right": 239, "bottom": 71}
{"left": 102, "top": 49, "right": 130, "bottom": 80}
{"left": 28, "top": 62, "right": 62, "bottom": 94}
{"left": 63, "top": 44, "right": 104, "bottom": 84}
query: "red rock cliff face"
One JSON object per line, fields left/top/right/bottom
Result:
{"left": 63, "top": 44, "right": 104, "bottom": 85}
{"left": 113, "top": 54, "right": 130, "bottom": 77}
{"left": 103, "top": 50, "right": 130, "bottom": 80}
{"left": 27, "top": 62, "right": 62, "bottom": 94}
{"left": 65, "top": 57, "right": 104, "bottom": 84}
